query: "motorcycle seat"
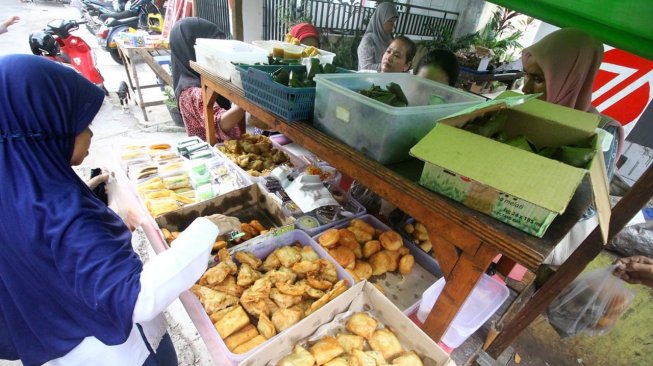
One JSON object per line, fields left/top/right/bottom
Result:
{"left": 105, "top": 16, "right": 139, "bottom": 27}
{"left": 99, "top": 9, "right": 138, "bottom": 22}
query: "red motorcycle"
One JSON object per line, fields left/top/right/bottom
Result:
{"left": 29, "top": 19, "right": 108, "bottom": 95}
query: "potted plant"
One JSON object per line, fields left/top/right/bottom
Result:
{"left": 163, "top": 86, "right": 184, "bottom": 127}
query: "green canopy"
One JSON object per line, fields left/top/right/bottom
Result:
{"left": 486, "top": 0, "right": 653, "bottom": 61}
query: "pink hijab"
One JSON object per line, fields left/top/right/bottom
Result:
{"left": 522, "top": 28, "right": 603, "bottom": 113}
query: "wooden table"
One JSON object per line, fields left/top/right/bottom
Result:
{"left": 189, "top": 61, "right": 599, "bottom": 348}
{"left": 117, "top": 41, "right": 172, "bottom": 121}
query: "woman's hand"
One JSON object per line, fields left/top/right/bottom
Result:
{"left": 87, "top": 170, "right": 109, "bottom": 190}
{"left": 614, "top": 256, "right": 653, "bottom": 288}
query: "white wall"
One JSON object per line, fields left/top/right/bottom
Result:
{"left": 241, "top": 0, "right": 264, "bottom": 43}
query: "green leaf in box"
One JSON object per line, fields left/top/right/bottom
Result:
{"left": 410, "top": 91, "right": 611, "bottom": 239}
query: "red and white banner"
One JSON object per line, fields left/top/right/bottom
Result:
{"left": 592, "top": 47, "right": 653, "bottom": 136}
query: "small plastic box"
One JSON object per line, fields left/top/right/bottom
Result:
{"left": 417, "top": 274, "right": 509, "bottom": 348}
{"left": 313, "top": 73, "right": 486, "bottom": 164}
{"left": 194, "top": 39, "right": 268, "bottom": 81}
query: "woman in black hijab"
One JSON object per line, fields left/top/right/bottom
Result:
{"left": 170, "top": 17, "right": 244, "bottom": 142}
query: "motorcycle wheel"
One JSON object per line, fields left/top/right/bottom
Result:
{"left": 109, "top": 48, "right": 123, "bottom": 65}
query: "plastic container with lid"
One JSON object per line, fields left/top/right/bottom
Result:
{"left": 313, "top": 73, "right": 486, "bottom": 164}
{"left": 194, "top": 39, "right": 268, "bottom": 81}
{"left": 416, "top": 274, "right": 509, "bottom": 348}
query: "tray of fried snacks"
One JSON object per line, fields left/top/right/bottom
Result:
{"left": 240, "top": 281, "right": 456, "bottom": 366}
{"left": 395, "top": 217, "right": 444, "bottom": 277}
{"left": 188, "top": 229, "right": 355, "bottom": 362}
{"left": 313, "top": 215, "right": 440, "bottom": 314}
{"left": 216, "top": 133, "right": 301, "bottom": 178}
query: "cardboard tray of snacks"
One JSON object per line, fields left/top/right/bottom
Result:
{"left": 410, "top": 91, "right": 611, "bottom": 240}
{"left": 313, "top": 214, "right": 440, "bottom": 315}
{"left": 240, "top": 281, "right": 456, "bottom": 366}
{"left": 189, "top": 229, "right": 355, "bottom": 363}
{"left": 155, "top": 184, "right": 295, "bottom": 252}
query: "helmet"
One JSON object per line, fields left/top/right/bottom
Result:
{"left": 29, "top": 32, "right": 59, "bottom": 57}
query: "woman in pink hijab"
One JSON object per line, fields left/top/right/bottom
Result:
{"left": 522, "top": 28, "right": 624, "bottom": 266}
{"left": 521, "top": 28, "right": 623, "bottom": 178}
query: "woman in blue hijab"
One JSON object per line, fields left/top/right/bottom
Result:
{"left": 0, "top": 54, "right": 240, "bottom": 365}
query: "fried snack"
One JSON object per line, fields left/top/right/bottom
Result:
{"left": 309, "top": 336, "right": 344, "bottom": 365}
{"left": 214, "top": 305, "right": 250, "bottom": 339}
{"left": 240, "top": 223, "right": 259, "bottom": 237}
{"left": 275, "top": 246, "right": 302, "bottom": 268}
{"left": 265, "top": 268, "right": 296, "bottom": 284}
{"left": 362, "top": 240, "right": 381, "bottom": 258}
{"left": 324, "top": 358, "right": 349, "bottom": 366}
{"left": 277, "top": 345, "right": 316, "bottom": 366}
{"left": 319, "top": 228, "right": 340, "bottom": 248}
{"left": 397, "top": 246, "right": 410, "bottom": 256}
{"left": 307, "top": 273, "right": 333, "bottom": 291}
{"left": 249, "top": 219, "right": 266, "bottom": 233}
{"left": 326, "top": 280, "right": 348, "bottom": 301}
{"left": 306, "top": 292, "right": 331, "bottom": 316}
{"left": 272, "top": 307, "right": 303, "bottom": 332}
{"left": 270, "top": 288, "right": 303, "bottom": 309}
{"left": 291, "top": 260, "right": 321, "bottom": 277}
{"left": 315, "top": 259, "right": 338, "bottom": 283}
{"left": 346, "top": 268, "right": 361, "bottom": 282}
{"left": 365, "top": 351, "right": 386, "bottom": 365}
{"left": 328, "top": 246, "right": 355, "bottom": 268}
{"left": 350, "top": 218, "right": 376, "bottom": 236}
{"left": 353, "top": 261, "right": 373, "bottom": 281}
{"left": 398, "top": 254, "right": 415, "bottom": 275}
{"left": 276, "top": 281, "right": 306, "bottom": 296}
{"left": 379, "top": 231, "right": 403, "bottom": 251}
{"left": 224, "top": 324, "right": 258, "bottom": 351}
{"left": 257, "top": 312, "right": 276, "bottom": 340}
{"left": 338, "top": 229, "right": 359, "bottom": 250}
{"left": 350, "top": 349, "right": 377, "bottom": 366}
{"left": 300, "top": 246, "right": 320, "bottom": 262}
{"left": 392, "top": 351, "right": 424, "bottom": 366}
{"left": 212, "top": 240, "right": 227, "bottom": 252}
{"left": 305, "top": 285, "right": 326, "bottom": 299}
{"left": 352, "top": 245, "right": 363, "bottom": 259}
{"left": 208, "top": 275, "right": 245, "bottom": 298}
{"left": 240, "top": 277, "right": 272, "bottom": 304}
{"left": 369, "top": 250, "right": 395, "bottom": 276}
{"left": 233, "top": 334, "right": 266, "bottom": 354}
{"left": 404, "top": 223, "right": 415, "bottom": 234}
{"left": 336, "top": 334, "right": 364, "bottom": 353}
{"left": 237, "top": 263, "right": 262, "bottom": 287}
{"left": 345, "top": 312, "right": 378, "bottom": 340}
{"left": 369, "top": 328, "right": 403, "bottom": 360}
{"left": 347, "top": 226, "right": 373, "bottom": 243}
{"left": 419, "top": 240, "right": 432, "bottom": 253}
{"left": 261, "top": 252, "right": 281, "bottom": 272}
{"left": 191, "top": 285, "right": 239, "bottom": 315}
{"left": 383, "top": 250, "right": 401, "bottom": 272}
{"left": 240, "top": 299, "right": 269, "bottom": 318}
{"left": 209, "top": 304, "right": 238, "bottom": 324}
{"left": 235, "top": 251, "right": 263, "bottom": 269}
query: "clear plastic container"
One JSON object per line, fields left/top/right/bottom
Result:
{"left": 417, "top": 274, "right": 509, "bottom": 348}
{"left": 194, "top": 39, "right": 268, "bottom": 81}
{"left": 313, "top": 73, "right": 486, "bottom": 164}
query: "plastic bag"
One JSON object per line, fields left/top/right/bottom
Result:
{"left": 106, "top": 173, "right": 147, "bottom": 231}
{"left": 547, "top": 265, "right": 635, "bottom": 338}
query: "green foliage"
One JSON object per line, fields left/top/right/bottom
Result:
{"left": 473, "top": 7, "right": 527, "bottom": 63}
{"left": 163, "top": 86, "right": 177, "bottom": 109}
{"left": 278, "top": 3, "right": 313, "bottom": 34}
{"left": 418, "top": 26, "right": 478, "bottom": 54}
{"left": 320, "top": 34, "right": 362, "bottom": 70}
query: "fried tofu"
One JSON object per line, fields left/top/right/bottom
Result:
{"left": 369, "top": 328, "right": 403, "bottom": 360}
{"left": 213, "top": 305, "right": 250, "bottom": 339}
{"left": 309, "top": 336, "right": 344, "bottom": 365}
{"left": 345, "top": 312, "right": 378, "bottom": 340}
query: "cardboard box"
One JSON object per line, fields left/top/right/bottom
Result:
{"left": 410, "top": 92, "right": 611, "bottom": 240}
{"left": 240, "top": 281, "right": 456, "bottom": 366}
{"left": 155, "top": 183, "right": 295, "bottom": 247}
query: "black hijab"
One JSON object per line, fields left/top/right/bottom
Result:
{"left": 170, "top": 17, "right": 226, "bottom": 99}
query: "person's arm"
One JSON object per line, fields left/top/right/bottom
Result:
{"left": 216, "top": 103, "right": 245, "bottom": 134}
{"left": 0, "top": 16, "right": 19, "bottom": 35}
{"left": 357, "top": 36, "right": 381, "bottom": 71}
{"left": 133, "top": 215, "right": 240, "bottom": 322}
{"left": 614, "top": 256, "right": 653, "bottom": 288}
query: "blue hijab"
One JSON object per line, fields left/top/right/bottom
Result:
{"left": 0, "top": 55, "right": 143, "bottom": 365}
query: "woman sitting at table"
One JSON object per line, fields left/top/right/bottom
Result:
{"left": 170, "top": 17, "right": 245, "bottom": 142}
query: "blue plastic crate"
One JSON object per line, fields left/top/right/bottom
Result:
{"left": 238, "top": 65, "right": 351, "bottom": 122}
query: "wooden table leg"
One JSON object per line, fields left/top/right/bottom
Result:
{"left": 423, "top": 242, "right": 498, "bottom": 342}
{"left": 121, "top": 48, "right": 149, "bottom": 121}
{"left": 202, "top": 82, "right": 218, "bottom": 146}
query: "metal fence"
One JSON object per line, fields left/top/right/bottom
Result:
{"left": 194, "top": 0, "right": 231, "bottom": 36}
{"left": 263, "top": 0, "right": 459, "bottom": 41}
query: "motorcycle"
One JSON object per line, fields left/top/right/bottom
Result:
{"left": 29, "top": 19, "right": 108, "bottom": 95}
{"left": 96, "top": 0, "right": 161, "bottom": 65}
{"left": 75, "top": 0, "right": 126, "bottom": 35}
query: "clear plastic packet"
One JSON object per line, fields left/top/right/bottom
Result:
{"left": 547, "top": 265, "right": 635, "bottom": 338}
{"left": 106, "top": 173, "right": 148, "bottom": 231}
